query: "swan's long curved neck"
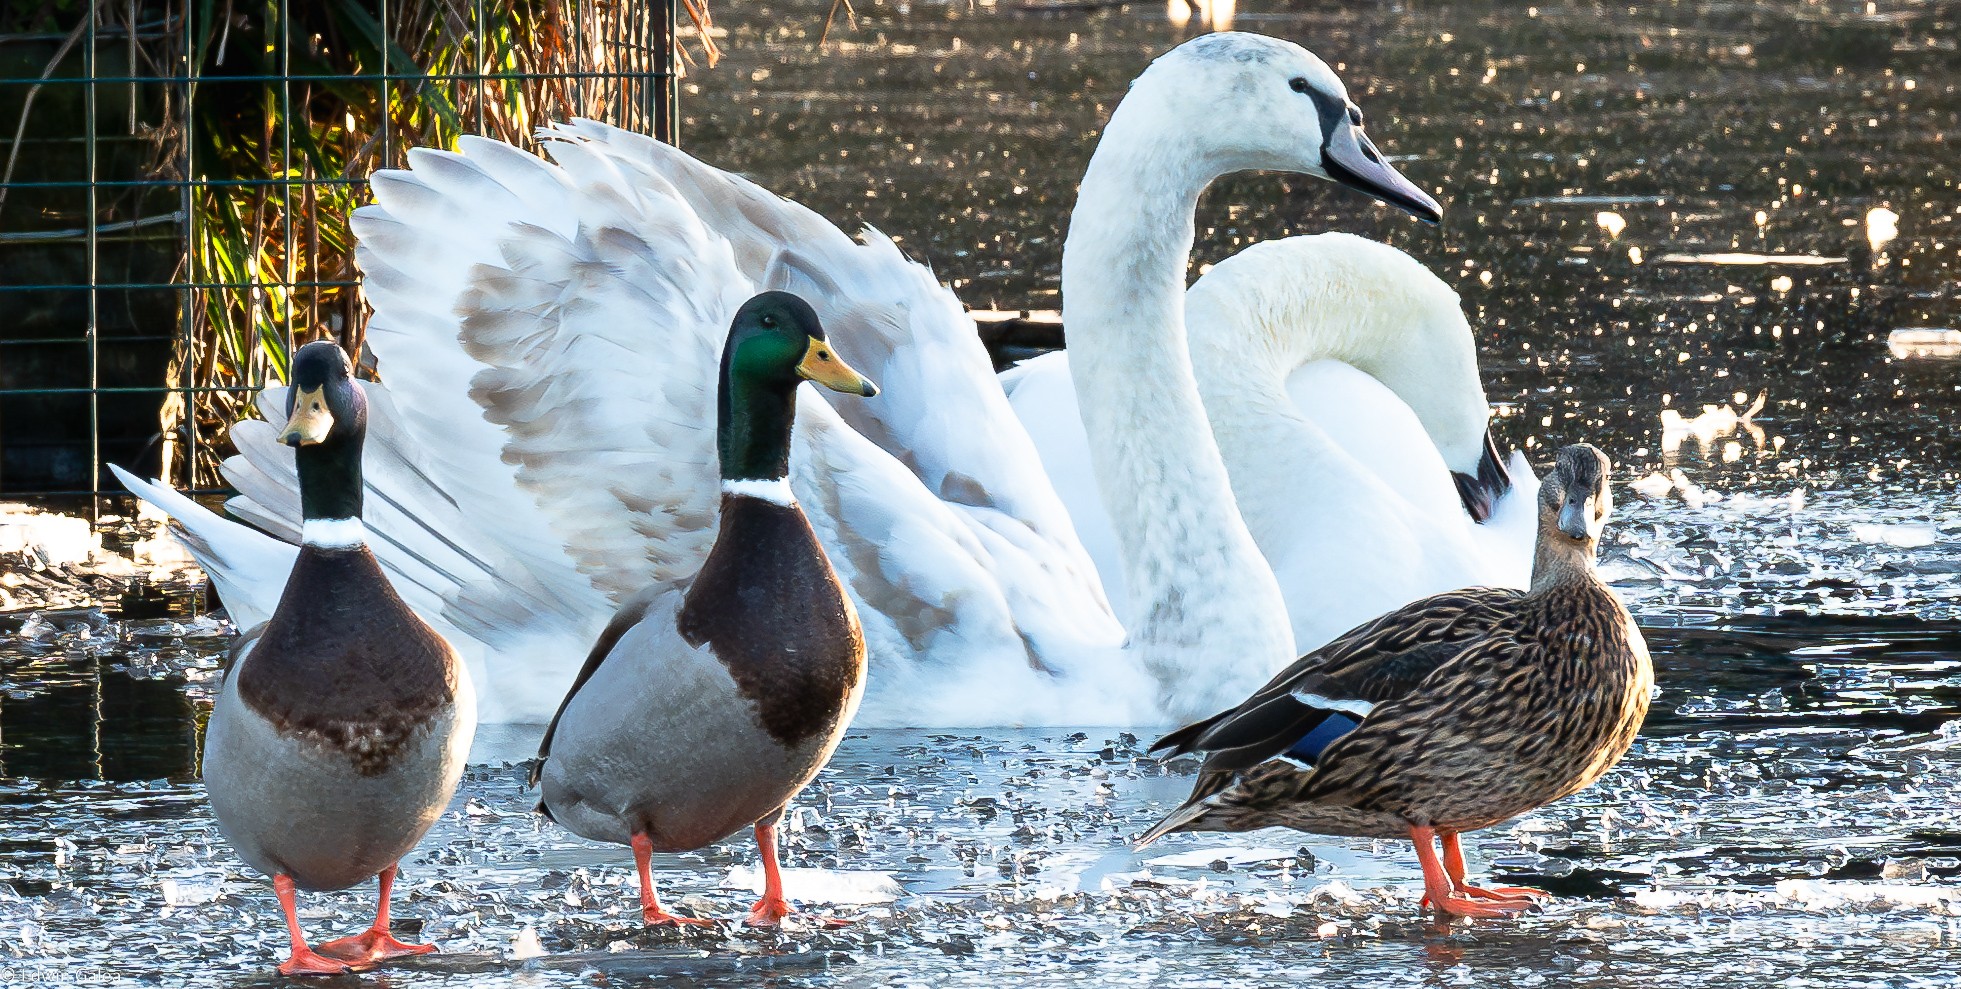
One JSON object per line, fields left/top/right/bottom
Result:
{"left": 1061, "top": 127, "right": 1297, "bottom": 716}
{"left": 1184, "top": 237, "right": 1492, "bottom": 476}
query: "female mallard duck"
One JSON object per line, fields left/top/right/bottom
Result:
{"left": 114, "top": 341, "right": 475, "bottom": 974}
{"left": 532, "top": 291, "right": 877, "bottom": 928}
{"left": 1138, "top": 444, "right": 1650, "bottom": 918}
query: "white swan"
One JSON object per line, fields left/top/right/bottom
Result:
{"left": 120, "top": 32, "right": 1457, "bottom": 727}
{"left": 1003, "top": 233, "right": 1538, "bottom": 652}
{"left": 122, "top": 121, "right": 1133, "bottom": 728}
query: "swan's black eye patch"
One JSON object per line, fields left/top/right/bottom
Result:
{"left": 1348, "top": 106, "right": 1364, "bottom": 127}
{"left": 1289, "top": 76, "right": 1311, "bottom": 94}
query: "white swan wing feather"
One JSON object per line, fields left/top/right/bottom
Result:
{"left": 545, "top": 120, "right": 1087, "bottom": 547}
{"left": 1001, "top": 351, "right": 1130, "bottom": 621}
{"left": 169, "top": 128, "right": 1126, "bottom": 725}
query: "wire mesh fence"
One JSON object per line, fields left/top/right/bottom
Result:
{"left": 0, "top": 0, "right": 688, "bottom": 498}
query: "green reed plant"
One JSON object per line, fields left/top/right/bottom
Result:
{"left": 166, "top": 0, "right": 713, "bottom": 487}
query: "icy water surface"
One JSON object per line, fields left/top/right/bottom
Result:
{"left": 6, "top": 0, "right": 1961, "bottom": 984}
{"left": 5, "top": 501, "right": 1961, "bottom": 986}
{"left": 7, "top": 705, "right": 1961, "bottom": 986}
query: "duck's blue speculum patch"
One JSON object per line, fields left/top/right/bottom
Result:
{"left": 1283, "top": 711, "right": 1361, "bottom": 764}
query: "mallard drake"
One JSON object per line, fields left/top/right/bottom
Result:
{"left": 1138, "top": 444, "right": 1650, "bottom": 918}
{"left": 114, "top": 341, "right": 475, "bottom": 974}
{"left": 532, "top": 291, "right": 877, "bottom": 928}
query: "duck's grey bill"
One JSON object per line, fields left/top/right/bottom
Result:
{"left": 1557, "top": 499, "right": 1593, "bottom": 540}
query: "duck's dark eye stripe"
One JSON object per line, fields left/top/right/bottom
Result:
{"left": 1288, "top": 76, "right": 1311, "bottom": 94}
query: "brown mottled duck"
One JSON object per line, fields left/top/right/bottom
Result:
{"left": 1139, "top": 443, "right": 1651, "bottom": 918}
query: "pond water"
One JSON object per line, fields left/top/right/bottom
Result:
{"left": 5, "top": 0, "right": 1961, "bottom": 985}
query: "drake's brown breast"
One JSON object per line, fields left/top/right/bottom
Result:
{"left": 236, "top": 546, "right": 459, "bottom": 777}
{"left": 679, "top": 496, "right": 866, "bottom": 747}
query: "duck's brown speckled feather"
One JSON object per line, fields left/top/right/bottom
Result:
{"left": 1153, "top": 587, "right": 1522, "bottom": 767}
{"left": 1150, "top": 578, "right": 1650, "bottom": 840}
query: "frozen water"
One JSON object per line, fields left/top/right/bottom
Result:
{"left": 6, "top": 496, "right": 1948, "bottom": 982}
{"left": 2, "top": 493, "right": 1958, "bottom": 988}
{"left": 7, "top": 720, "right": 1961, "bottom": 987}
{"left": 722, "top": 865, "right": 906, "bottom": 904}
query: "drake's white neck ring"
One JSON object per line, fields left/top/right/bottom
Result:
{"left": 722, "top": 477, "right": 795, "bottom": 506}
{"left": 301, "top": 517, "right": 368, "bottom": 549}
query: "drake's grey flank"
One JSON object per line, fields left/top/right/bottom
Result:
{"left": 534, "top": 291, "right": 877, "bottom": 928}
{"left": 1142, "top": 444, "right": 1650, "bottom": 918}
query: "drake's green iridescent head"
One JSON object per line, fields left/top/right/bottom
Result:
{"left": 717, "top": 292, "right": 878, "bottom": 482}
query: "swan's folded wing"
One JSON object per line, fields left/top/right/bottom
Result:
{"left": 790, "top": 394, "right": 1136, "bottom": 727}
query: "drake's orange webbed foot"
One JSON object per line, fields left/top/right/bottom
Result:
{"left": 1462, "top": 884, "right": 1550, "bottom": 902}
{"left": 272, "top": 873, "right": 353, "bottom": 976}
{"left": 277, "top": 945, "right": 353, "bottom": 977}
{"left": 742, "top": 821, "right": 850, "bottom": 928}
{"left": 643, "top": 906, "right": 718, "bottom": 928}
{"left": 316, "top": 927, "right": 436, "bottom": 963}
{"left": 745, "top": 894, "right": 794, "bottom": 928}
{"left": 629, "top": 832, "right": 716, "bottom": 928}
{"left": 745, "top": 897, "right": 851, "bottom": 929}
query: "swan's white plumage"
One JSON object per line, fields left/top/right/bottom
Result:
{"left": 108, "top": 465, "right": 294, "bottom": 632}
{"left": 137, "top": 120, "right": 1130, "bottom": 727}
{"left": 117, "top": 33, "right": 1520, "bottom": 728}
{"left": 1019, "top": 232, "right": 1537, "bottom": 655}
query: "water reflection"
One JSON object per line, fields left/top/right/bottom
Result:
{"left": 1164, "top": 0, "right": 1233, "bottom": 32}
{"left": 689, "top": 0, "right": 1960, "bottom": 494}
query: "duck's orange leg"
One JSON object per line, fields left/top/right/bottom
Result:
{"left": 1410, "top": 826, "right": 1531, "bottom": 918}
{"left": 317, "top": 865, "right": 438, "bottom": 963}
{"left": 273, "top": 874, "right": 352, "bottom": 976}
{"left": 1439, "top": 832, "right": 1549, "bottom": 903}
{"left": 745, "top": 820, "right": 795, "bottom": 927}
{"left": 744, "top": 821, "right": 851, "bottom": 928}
{"left": 632, "top": 831, "right": 715, "bottom": 927}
